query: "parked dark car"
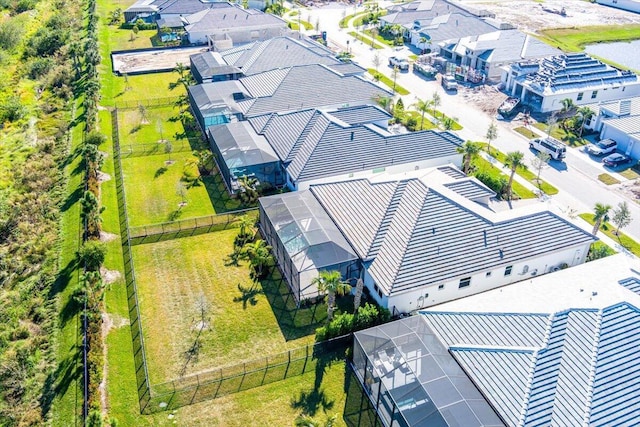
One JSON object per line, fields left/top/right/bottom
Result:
{"left": 603, "top": 153, "right": 633, "bottom": 167}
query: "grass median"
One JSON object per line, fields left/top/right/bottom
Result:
{"left": 579, "top": 213, "right": 640, "bottom": 257}
{"left": 367, "top": 69, "right": 410, "bottom": 95}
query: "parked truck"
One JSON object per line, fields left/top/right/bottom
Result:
{"left": 441, "top": 74, "right": 458, "bottom": 91}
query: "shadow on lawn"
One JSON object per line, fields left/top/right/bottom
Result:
{"left": 233, "top": 283, "right": 264, "bottom": 309}
{"left": 202, "top": 173, "right": 244, "bottom": 214}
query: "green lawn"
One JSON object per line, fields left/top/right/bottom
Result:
{"left": 473, "top": 157, "right": 537, "bottom": 199}
{"left": 579, "top": 213, "right": 640, "bottom": 257}
{"left": 132, "top": 230, "right": 345, "bottom": 384}
{"left": 513, "top": 126, "right": 538, "bottom": 139}
{"left": 483, "top": 145, "right": 559, "bottom": 195}
{"left": 403, "top": 110, "right": 436, "bottom": 130}
{"left": 117, "top": 105, "right": 198, "bottom": 146}
{"left": 367, "top": 69, "right": 410, "bottom": 95}
{"left": 532, "top": 123, "right": 589, "bottom": 147}
{"left": 432, "top": 110, "right": 463, "bottom": 131}
{"left": 598, "top": 173, "right": 621, "bottom": 185}
{"left": 537, "top": 25, "right": 640, "bottom": 57}
{"left": 121, "top": 152, "right": 236, "bottom": 226}
{"left": 348, "top": 31, "right": 384, "bottom": 49}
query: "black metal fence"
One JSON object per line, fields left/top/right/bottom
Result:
{"left": 129, "top": 209, "right": 257, "bottom": 245}
{"left": 115, "top": 97, "right": 180, "bottom": 110}
{"left": 142, "top": 335, "right": 351, "bottom": 414}
{"left": 118, "top": 139, "right": 204, "bottom": 158}
{"left": 111, "top": 108, "right": 153, "bottom": 412}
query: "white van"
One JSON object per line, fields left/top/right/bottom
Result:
{"left": 529, "top": 137, "right": 566, "bottom": 161}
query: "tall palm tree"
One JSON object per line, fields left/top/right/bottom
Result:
{"left": 244, "top": 239, "right": 273, "bottom": 279}
{"left": 237, "top": 175, "right": 259, "bottom": 205}
{"left": 375, "top": 95, "right": 393, "bottom": 114}
{"left": 312, "top": 270, "right": 352, "bottom": 321}
{"left": 418, "top": 36, "right": 428, "bottom": 54}
{"left": 412, "top": 98, "right": 432, "bottom": 130}
{"left": 485, "top": 121, "right": 498, "bottom": 156}
{"left": 592, "top": 202, "right": 612, "bottom": 236}
{"left": 504, "top": 151, "right": 527, "bottom": 201}
{"left": 456, "top": 141, "right": 481, "bottom": 175}
{"left": 577, "top": 106, "right": 594, "bottom": 137}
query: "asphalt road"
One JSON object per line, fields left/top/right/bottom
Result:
{"left": 294, "top": 2, "right": 640, "bottom": 242}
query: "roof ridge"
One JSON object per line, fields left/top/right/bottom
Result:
{"left": 367, "top": 180, "right": 410, "bottom": 259}
{"left": 287, "top": 115, "right": 331, "bottom": 180}
{"left": 583, "top": 309, "right": 603, "bottom": 425}
{"left": 517, "top": 313, "right": 553, "bottom": 426}
{"left": 286, "top": 111, "right": 323, "bottom": 162}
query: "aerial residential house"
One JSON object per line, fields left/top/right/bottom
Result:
{"left": 351, "top": 254, "right": 640, "bottom": 427}
{"left": 182, "top": 5, "right": 287, "bottom": 45}
{"left": 259, "top": 171, "right": 595, "bottom": 307}
{"left": 584, "top": 96, "right": 640, "bottom": 159}
{"left": 209, "top": 105, "right": 464, "bottom": 193}
{"left": 408, "top": 13, "right": 501, "bottom": 53}
{"left": 124, "top": 0, "right": 229, "bottom": 24}
{"left": 187, "top": 63, "right": 391, "bottom": 131}
{"left": 352, "top": 301, "right": 640, "bottom": 427}
{"left": 190, "top": 36, "right": 347, "bottom": 84}
{"left": 438, "top": 30, "right": 560, "bottom": 81}
{"left": 502, "top": 53, "right": 640, "bottom": 113}
{"left": 596, "top": 0, "right": 640, "bottom": 13}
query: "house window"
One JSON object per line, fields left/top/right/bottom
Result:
{"left": 577, "top": 92, "right": 584, "bottom": 101}
{"left": 438, "top": 284, "right": 444, "bottom": 290}
{"left": 591, "top": 90, "right": 598, "bottom": 99}
{"left": 459, "top": 277, "right": 471, "bottom": 288}
{"left": 486, "top": 271, "right": 492, "bottom": 277}
{"left": 505, "top": 265, "right": 513, "bottom": 276}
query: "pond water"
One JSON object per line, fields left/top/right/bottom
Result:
{"left": 584, "top": 40, "right": 640, "bottom": 71}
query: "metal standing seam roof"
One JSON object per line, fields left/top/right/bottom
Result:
{"left": 418, "top": 13, "right": 498, "bottom": 43}
{"left": 601, "top": 114, "right": 640, "bottom": 136}
{"left": 455, "top": 30, "right": 560, "bottom": 64}
{"left": 416, "top": 302, "right": 640, "bottom": 427}
{"left": 437, "top": 165, "right": 467, "bottom": 179}
{"left": 183, "top": 5, "right": 287, "bottom": 33}
{"left": 309, "top": 178, "right": 596, "bottom": 295}
{"left": 619, "top": 276, "right": 640, "bottom": 294}
{"left": 249, "top": 109, "right": 317, "bottom": 160}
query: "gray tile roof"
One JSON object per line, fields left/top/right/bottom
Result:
{"left": 619, "top": 276, "right": 640, "bottom": 294}
{"left": 444, "top": 179, "right": 496, "bottom": 202}
{"left": 327, "top": 105, "right": 391, "bottom": 125}
{"left": 383, "top": 0, "right": 470, "bottom": 25}
{"left": 184, "top": 4, "right": 286, "bottom": 33}
{"left": 190, "top": 51, "right": 241, "bottom": 79}
{"left": 188, "top": 80, "right": 247, "bottom": 116}
{"left": 455, "top": 30, "right": 560, "bottom": 64}
{"left": 417, "top": 13, "right": 498, "bottom": 43}
{"left": 437, "top": 165, "right": 467, "bottom": 179}
{"left": 310, "top": 178, "right": 595, "bottom": 295}
{"left": 207, "top": 121, "right": 278, "bottom": 170}
{"left": 324, "top": 62, "right": 367, "bottom": 76}
{"left": 221, "top": 36, "right": 340, "bottom": 76}
{"left": 419, "top": 302, "right": 640, "bottom": 427}
{"left": 237, "top": 64, "right": 392, "bottom": 117}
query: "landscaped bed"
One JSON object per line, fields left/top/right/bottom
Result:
{"left": 133, "top": 229, "right": 343, "bottom": 385}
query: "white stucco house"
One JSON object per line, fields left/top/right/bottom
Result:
{"left": 585, "top": 96, "right": 640, "bottom": 159}
{"left": 596, "top": 0, "right": 640, "bottom": 13}
{"left": 259, "top": 167, "right": 596, "bottom": 311}
{"left": 502, "top": 53, "right": 640, "bottom": 113}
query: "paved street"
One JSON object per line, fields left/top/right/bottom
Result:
{"left": 289, "top": 2, "right": 640, "bottom": 243}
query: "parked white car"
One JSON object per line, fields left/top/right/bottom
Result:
{"left": 388, "top": 56, "right": 409, "bottom": 71}
{"left": 441, "top": 75, "right": 458, "bottom": 91}
{"left": 586, "top": 139, "right": 617, "bottom": 156}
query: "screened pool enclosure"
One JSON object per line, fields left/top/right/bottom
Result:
{"left": 352, "top": 316, "right": 504, "bottom": 427}
{"left": 259, "top": 191, "right": 360, "bottom": 303}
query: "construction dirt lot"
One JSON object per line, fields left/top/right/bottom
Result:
{"left": 111, "top": 46, "right": 210, "bottom": 75}
{"left": 458, "top": 0, "right": 640, "bottom": 33}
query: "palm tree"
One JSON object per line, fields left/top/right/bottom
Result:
{"left": 485, "top": 121, "right": 498, "bottom": 156}
{"left": 237, "top": 175, "right": 259, "bottom": 205}
{"left": 244, "top": 239, "right": 273, "bottom": 279}
{"left": 312, "top": 270, "right": 352, "bottom": 321}
{"left": 577, "top": 106, "right": 594, "bottom": 137}
{"left": 456, "top": 141, "right": 481, "bottom": 175}
{"left": 375, "top": 95, "right": 393, "bottom": 114}
{"left": 504, "top": 151, "right": 527, "bottom": 201}
{"left": 560, "top": 98, "right": 575, "bottom": 113}
{"left": 592, "top": 202, "right": 612, "bottom": 236}
{"left": 295, "top": 414, "right": 337, "bottom": 427}
{"left": 412, "top": 98, "right": 432, "bottom": 130}
{"left": 418, "top": 36, "right": 428, "bottom": 54}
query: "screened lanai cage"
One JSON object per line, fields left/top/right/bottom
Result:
{"left": 259, "top": 191, "right": 360, "bottom": 303}
{"left": 352, "top": 316, "right": 504, "bottom": 427}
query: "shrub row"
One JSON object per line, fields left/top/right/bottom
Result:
{"left": 316, "top": 303, "right": 390, "bottom": 342}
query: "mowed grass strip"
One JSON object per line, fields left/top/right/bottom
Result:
{"left": 133, "top": 230, "right": 330, "bottom": 384}
{"left": 473, "top": 157, "right": 537, "bottom": 199}
{"left": 537, "top": 25, "right": 640, "bottom": 53}
{"left": 121, "top": 152, "right": 219, "bottom": 226}
{"left": 579, "top": 213, "right": 640, "bottom": 257}
{"left": 118, "top": 105, "right": 188, "bottom": 145}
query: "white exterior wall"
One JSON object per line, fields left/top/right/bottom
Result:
{"left": 596, "top": 0, "right": 640, "bottom": 13}
{"left": 189, "top": 26, "right": 284, "bottom": 45}
{"left": 538, "top": 83, "right": 640, "bottom": 113}
{"left": 291, "top": 153, "right": 463, "bottom": 191}
{"left": 370, "top": 241, "right": 592, "bottom": 314}
{"left": 601, "top": 123, "right": 640, "bottom": 159}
